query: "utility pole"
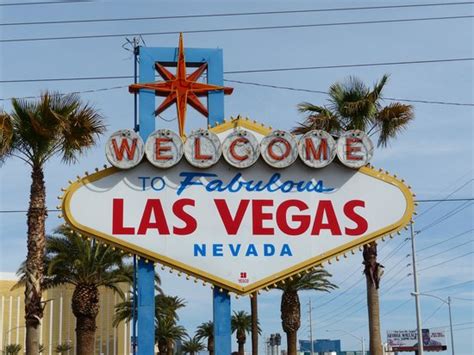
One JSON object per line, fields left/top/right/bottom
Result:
{"left": 308, "top": 299, "right": 314, "bottom": 355}
{"left": 447, "top": 297, "right": 455, "bottom": 355}
{"left": 410, "top": 222, "right": 424, "bottom": 355}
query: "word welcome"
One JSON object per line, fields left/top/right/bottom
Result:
{"left": 105, "top": 127, "right": 373, "bottom": 170}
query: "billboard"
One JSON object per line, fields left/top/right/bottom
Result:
{"left": 61, "top": 118, "right": 414, "bottom": 294}
{"left": 387, "top": 329, "right": 447, "bottom": 352}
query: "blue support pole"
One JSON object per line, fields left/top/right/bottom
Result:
{"left": 136, "top": 44, "right": 230, "bottom": 354}
{"left": 136, "top": 46, "right": 156, "bottom": 355}
{"left": 213, "top": 288, "right": 232, "bottom": 355}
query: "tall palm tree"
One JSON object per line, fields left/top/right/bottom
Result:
{"left": 181, "top": 335, "right": 205, "bottom": 355}
{"left": 295, "top": 75, "right": 414, "bottom": 355}
{"left": 0, "top": 92, "right": 105, "bottom": 355}
{"left": 17, "top": 227, "right": 130, "bottom": 354}
{"left": 274, "top": 268, "right": 337, "bottom": 355}
{"left": 231, "top": 310, "right": 259, "bottom": 355}
{"left": 196, "top": 321, "right": 214, "bottom": 355}
{"left": 155, "top": 317, "right": 188, "bottom": 355}
{"left": 114, "top": 293, "right": 186, "bottom": 354}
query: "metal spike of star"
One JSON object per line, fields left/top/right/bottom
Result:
{"left": 129, "top": 33, "right": 233, "bottom": 137}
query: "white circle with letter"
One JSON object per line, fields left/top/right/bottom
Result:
{"left": 222, "top": 129, "right": 260, "bottom": 168}
{"left": 145, "top": 129, "right": 183, "bottom": 168}
{"left": 298, "top": 130, "right": 336, "bottom": 168}
{"left": 105, "top": 129, "right": 144, "bottom": 169}
{"left": 336, "top": 130, "right": 374, "bottom": 168}
{"left": 260, "top": 130, "right": 298, "bottom": 168}
{"left": 184, "top": 129, "right": 222, "bottom": 168}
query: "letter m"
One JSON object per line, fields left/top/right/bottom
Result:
{"left": 306, "top": 137, "right": 328, "bottom": 160}
{"left": 111, "top": 138, "right": 138, "bottom": 161}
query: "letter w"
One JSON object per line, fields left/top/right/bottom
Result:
{"left": 112, "top": 138, "right": 138, "bottom": 161}
{"left": 214, "top": 199, "right": 249, "bottom": 235}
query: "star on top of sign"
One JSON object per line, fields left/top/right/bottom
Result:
{"left": 129, "top": 33, "right": 234, "bottom": 137}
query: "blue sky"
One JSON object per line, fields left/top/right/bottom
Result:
{"left": 0, "top": 0, "right": 473, "bottom": 354}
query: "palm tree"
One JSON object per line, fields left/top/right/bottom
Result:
{"left": 231, "top": 310, "right": 258, "bottom": 355}
{"left": 114, "top": 293, "right": 186, "bottom": 354}
{"left": 113, "top": 294, "right": 184, "bottom": 327}
{"left": 274, "top": 268, "right": 337, "bottom": 355}
{"left": 155, "top": 317, "right": 188, "bottom": 355}
{"left": 54, "top": 343, "right": 72, "bottom": 354}
{"left": 3, "top": 344, "right": 22, "bottom": 355}
{"left": 196, "top": 321, "right": 214, "bottom": 355}
{"left": 16, "top": 227, "right": 130, "bottom": 354}
{"left": 295, "top": 75, "right": 414, "bottom": 355}
{"left": 0, "top": 92, "right": 105, "bottom": 355}
{"left": 181, "top": 335, "right": 205, "bottom": 355}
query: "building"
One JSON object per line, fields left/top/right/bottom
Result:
{"left": 0, "top": 274, "right": 131, "bottom": 354}
{"left": 299, "top": 339, "right": 341, "bottom": 354}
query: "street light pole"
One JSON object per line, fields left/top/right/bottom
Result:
{"left": 410, "top": 222, "right": 424, "bottom": 355}
{"left": 447, "top": 297, "right": 455, "bottom": 355}
{"left": 412, "top": 292, "right": 455, "bottom": 355}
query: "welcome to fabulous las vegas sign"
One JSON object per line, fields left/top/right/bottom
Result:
{"left": 61, "top": 118, "right": 414, "bottom": 295}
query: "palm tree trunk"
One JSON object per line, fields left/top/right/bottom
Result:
{"left": 25, "top": 165, "right": 46, "bottom": 355}
{"left": 208, "top": 337, "right": 214, "bottom": 355}
{"left": 238, "top": 341, "right": 245, "bottom": 355}
{"left": 363, "top": 242, "right": 383, "bottom": 355}
{"left": 281, "top": 290, "right": 300, "bottom": 355}
{"left": 76, "top": 316, "right": 96, "bottom": 354}
{"left": 158, "top": 339, "right": 167, "bottom": 354}
{"left": 251, "top": 292, "right": 258, "bottom": 355}
{"left": 166, "top": 340, "right": 173, "bottom": 355}
{"left": 286, "top": 332, "right": 298, "bottom": 355}
{"left": 72, "top": 284, "right": 99, "bottom": 355}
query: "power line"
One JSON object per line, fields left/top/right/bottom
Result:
{"left": 0, "top": 0, "right": 90, "bottom": 6}
{"left": 2, "top": 78, "right": 474, "bottom": 108}
{"left": 416, "top": 179, "right": 473, "bottom": 218}
{"left": 2, "top": 15, "right": 473, "bottom": 43}
{"left": 451, "top": 297, "right": 474, "bottom": 301}
{"left": 418, "top": 201, "right": 473, "bottom": 233}
{"left": 224, "top": 58, "right": 474, "bottom": 75}
{"left": 425, "top": 280, "right": 474, "bottom": 293}
{"left": 417, "top": 229, "right": 473, "bottom": 253}
{"left": 418, "top": 251, "right": 474, "bottom": 272}
{"left": 3, "top": 2, "right": 474, "bottom": 25}
{"left": 417, "top": 198, "right": 474, "bottom": 202}
{"left": 225, "top": 79, "right": 474, "bottom": 107}
{"left": 418, "top": 239, "right": 474, "bottom": 262}
{"left": 1, "top": 58, "right": 473, "bottom": 84}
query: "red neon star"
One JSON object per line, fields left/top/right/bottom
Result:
{"left": 129, "top": 33, "right": 233, "bottom": 137}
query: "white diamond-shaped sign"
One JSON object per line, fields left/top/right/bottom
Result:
{"left": 62, "top": 118, "right": 414, "bottom": 294}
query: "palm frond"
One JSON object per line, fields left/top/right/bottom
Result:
{"left": 375, "top": 103, "right": 414, "bottom": 147}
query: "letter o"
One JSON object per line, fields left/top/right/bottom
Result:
{"left": 260, "top": 130, "right": 298, "bottom": 168}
